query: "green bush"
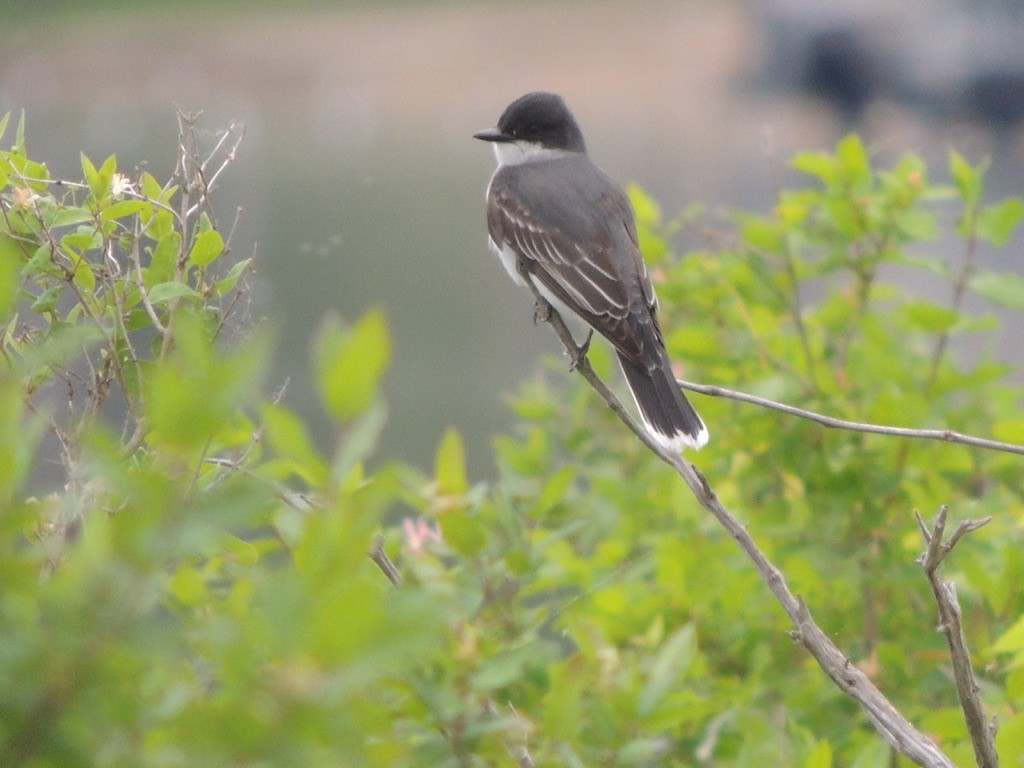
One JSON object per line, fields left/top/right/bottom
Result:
{"left": 1, "top": 113, "right": 1022, "bottom": 767}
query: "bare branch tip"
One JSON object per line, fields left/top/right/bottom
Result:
{"left": 370, "top": 535, "right": 401, "bottom": 587}
{"left": 913, "top": 509, "right": 931, "bottom": 544}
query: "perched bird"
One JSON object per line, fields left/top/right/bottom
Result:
{"left": 474, "top": 91, "right": 708, "bottom": 451}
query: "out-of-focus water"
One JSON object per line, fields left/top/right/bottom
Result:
{"left": 4, "top": 1, "right": 1022, "bottom": 482}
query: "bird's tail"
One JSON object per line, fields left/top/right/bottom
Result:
{"left": 616, "top": 351, "right": 709, "bottom": 452}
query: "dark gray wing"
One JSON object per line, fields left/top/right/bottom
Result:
{"left": 486, "top": 156, "right": 661, "bottom": 365}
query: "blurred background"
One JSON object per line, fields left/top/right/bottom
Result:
{"left": 3, "top": 0, "right": 1023, "bottom": 480}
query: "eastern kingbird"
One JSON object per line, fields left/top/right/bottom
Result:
{"left": 474, "top": 91, "right": 709, "bottom": 451}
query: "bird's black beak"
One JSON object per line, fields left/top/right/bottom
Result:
{"left": 473, "top": 128, "right": 513, "bottom": 143}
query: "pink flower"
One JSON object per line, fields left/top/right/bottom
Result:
{"left": 402, "top": 517, "right": 442, "bottom": 553}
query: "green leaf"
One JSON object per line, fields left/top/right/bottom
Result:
{"left": 224, "top": 535, "right": 260, "bottom": 566}
{"left": 140, "top": 171, "right": 161, "bottom": 199}
{"left": 471, "top": 644, "right": 542, "bottom": 692}
{"left": 992, "top": 418, "right": 1024, "bottom": 445}
{"left": 918, "top": 707, "right": 971, "bottom": 743}
{"left": 214, "top": 257, "right": 252, "bottom": 297}
{"left": 61, "top": 229, "right": 102, "bottom": 255}
{"left": 904, "top": 301, "right": 959, "bottom": 332}
{"left": 331, "top": 401, "right": 388, "bottom": 484}
{"left": 542, "top": 660, "right": 586, "bottom": 740}
{"left": 1008, "top": 667, "right": 1024, "bottom": 701}
{"left": 262, "top": 403, "right": 328, "bottom": 487}
{"left": 148, "top": 231, "right": 180, "bottom": 288}
{"left": 82, "top": 153, "right": 116, "bottom": 201}
{"left": 144, "top": 309, "right": 266, "bottom": 451}
{"left": 995, "top": 713, "right": 1024, "bottom": 766}
{"left": 189, "top": 229, "right": 224, "bottom": 268}
{"left": 535, "top": 465, "right": 575, "bottom": 515}
{"left": 14, "top": 110, "right": 27, "bottom": 155}
{"left": 791, "top": 151, "right": 837, "bottom": 184}
{"left": 170, "top": 566, "right": 209, "bottom": 607}
{"left": 992, "top": 613, "right": 1024, "bottom": 655}
{"left": 977, "top": 197, "right": 1024, "bottom": 247}
{"left": 901, "top": 254, "right": 951, "bottom": 278}
{"left": 70, "top": 253, "right": 95, "bottom": 292}
{"left": 628, "top": 184, "right": 662, "bottom": 228}
{"left": 31, "top": 284, "right": 63, "bottom": 313}
{"left": 22, "top": 243, "right": 59, "bottom": 279}
{"left": 629, "top": 185, "right": 670, "bottom": 264}
{"left": 849, "top": 738, "right": 890, "bottom": 768}
{"left": 81, "top": 152, "right": 97, "bottom": 188}
{"left": 49, "top": 206, "right": 94, "bottom": 229}
{"left": 895, "top": 208, "right": 939, "bottom": 241}
{"left": 587, "top": 337, "right": 614, "bottom": 379}
{"left": 741, "top": 215, "right": 785, "bottom": 253}
{"left": 638, "top": 623, "right": 697, "bottom": 714}
{"left": 836, "top": 134, "right": 871, "bottom": 192}
{"left": 100, "top": 199, "right": 150, "bottom": 222}
{"left": 968, "top": 270, "right": 1024, "bottom": 311}
{"left": 0, "top": 376, "right": 43, "bottom": 501}
{"left": 148, "top": 282, "right": 201, "bottom": 304}
{"left": 315, "top": 309, "right": 391, "bottom": 421}
{"left": 0, "top": 232, "right": 21, "bottom": 319}
{"left": 147, "top": 208, "right": 174, "bottom": 241}
{"left": 805, "top": 740, "right": 833, "bottom": 768}
{"left": 441, "top": 507, "right": 486, "bottom": 556}
{"left": 616, "top": 737, "right": 670, "bottom": 765}
{"left": 435, "top": 428, "right": 467, "bottom": 496}
{"left": 949, "top": 150, "right": 984, "bottom": 207}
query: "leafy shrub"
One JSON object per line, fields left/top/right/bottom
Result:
{"left": 1, "top": 113, "right": 1022, "bottom": 767}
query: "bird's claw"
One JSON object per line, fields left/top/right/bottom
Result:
{"left": 532, "top": 299, "right": 552, "bottom": 325}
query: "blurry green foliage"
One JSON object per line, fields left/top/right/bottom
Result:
{"left": 1, "top": 114, "right": 1022, "bottom": 767}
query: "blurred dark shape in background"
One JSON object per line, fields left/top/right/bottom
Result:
{"left": 800, "top": 28, "right": 882, "bottom": 127}
{"left": 759, "top": 0, "right": 1024, "bottom": 133}
{"left": 964, "top": 69, "right": 1024, "bottom": 130}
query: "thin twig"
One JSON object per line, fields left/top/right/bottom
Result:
{"left": 781, "top": 244, "right": 820, "bottom": 394}
{"left": 678, "top": 379, "right": 1024, "bottom": 457}
{"left": 202, "top": 456, "right": 314, "bottom": 512}
{"left": 201, "top": 380, "right": 288, "bottom": 491}
{"left": 129, "top": 216, "right": 169, "bottom": 339}
{"left": 925, "top": 223, "right": 979, "bottom": 395}
{"left": 915, "top": 506, "right": 998, "bottom": 768}
{"left": 523, "top": 277, "right": 954, "bottom": 768}
{"left": 201, "top": 124, "right": 246, "bottom": 198}
{"left": 370, "top": 535, "right": 401, "bottom": 587}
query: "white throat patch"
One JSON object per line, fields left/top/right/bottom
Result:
{"left": 492, "top": 140, "right": 571, "bottom": 167}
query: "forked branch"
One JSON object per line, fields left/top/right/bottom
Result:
{"left": 916, "top": 506, "right": 998, "bottom": 768}
{"left": 522, "top": 278, "right": 955, "bottom": 768}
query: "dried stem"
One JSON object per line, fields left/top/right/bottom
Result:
{"left": 915, "top": 506, "right": 998, "bottom": 768}
{"left": 370, "top": 535, "right": 401, "bottom": 587}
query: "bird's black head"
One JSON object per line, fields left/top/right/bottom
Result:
{"left": 474, "top": 92, "right": 587, "bottom": 154}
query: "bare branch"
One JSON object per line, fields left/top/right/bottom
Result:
{"left": 201, "top": 123, "right": 246, "bottom": 197}
{"left": 202, "top": 456, "right": 315, "bottom": 513}
{"left": 483, "top": 699, "right": 535, "bottom": 768}
{"left": 523, "top": 278, "right": 954, "bottom": 767}
{"left": 915, "top": 507, "right": 998, "bottom": 768}
{"left": 924, "top": 222, "right": 978, "bottom": 394}
{"left": 679, "top": 379, "right": 1024, "bottom": 457}
{"left": 129, "top": 234, "right": 169, "bottom": 340}
{"left": 370, "top": 535, "right": 401, "bottom": 587}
